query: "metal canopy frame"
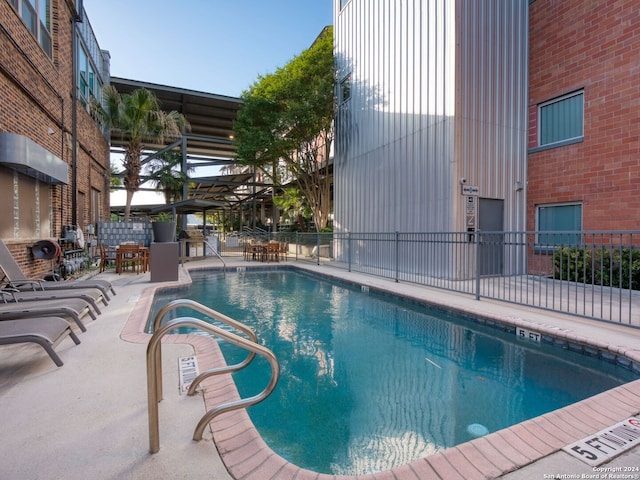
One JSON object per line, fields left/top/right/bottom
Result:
{"left": 108, "top": 78, "right": 273, "bottom": 219}
{"left": 149, "top": 198, "right": 229, "bottom": 215}
{"left": 110, "top": 77, "right": 242, "bottom": 158}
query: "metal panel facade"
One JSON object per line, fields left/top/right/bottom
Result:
{"left": 455, "top": 0, "right": 529, "bottom": 234}
{"left": 334, "top": 0, "right": 528, "bottom": 235}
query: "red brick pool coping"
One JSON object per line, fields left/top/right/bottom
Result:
{"left": 121, "top": 269, "right": 640, "bottom": 480}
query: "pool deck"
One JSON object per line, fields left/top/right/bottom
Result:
{"left": 1, "top": 257, "right": 639, "bottom": 479}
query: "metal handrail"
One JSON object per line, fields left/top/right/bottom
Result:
{"left": 152, "top": 299, "right": 257, "bottom": 401}
{"left": 204, "top": 238, "right": 226, "bottom": 269}
{"left": 146, "top": 314, "right": 279, "bottom": 453}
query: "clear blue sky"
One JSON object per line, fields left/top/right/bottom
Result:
{"left": 84, "top": 1, "right": 333, "bottom": 98}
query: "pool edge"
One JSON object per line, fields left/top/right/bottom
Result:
{"left": 128, "top": 263, "right": 640, "bottom": 480}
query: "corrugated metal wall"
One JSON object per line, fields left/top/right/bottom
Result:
{"left": 334, "top": 0, "right": 528, "bottom": 235}
{"left": 334, "top": 0, "right": 456, "bottom": 234}
{"left": 454, "top": 0, "right": 528, "bottom": 234}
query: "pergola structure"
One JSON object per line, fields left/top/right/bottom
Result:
{"left": 108, "top": 78, "right": 272, "bottom": 226}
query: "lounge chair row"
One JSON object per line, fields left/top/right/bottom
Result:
{"left": 0, "top": 317, "right": 81, "bottom": 367}
{"left": 0, "top": 239, "right": 117, "bottom": 367}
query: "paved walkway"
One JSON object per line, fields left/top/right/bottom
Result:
{"left": 0, "top": 257, "right": 639, "bottom": 479}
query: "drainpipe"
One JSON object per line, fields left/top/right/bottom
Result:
{"left": 71, "top": 15, "right": 80, "bottom": 226}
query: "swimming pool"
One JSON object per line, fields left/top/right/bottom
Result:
{"left": 150, "top": 268, "right": 638, "bottom": 475}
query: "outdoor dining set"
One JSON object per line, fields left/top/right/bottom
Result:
{"left": 99, "top": 243, "right": 149, "bottom": 274}
{"left": 243, "top": 241, "right": 288, "bottom": 262}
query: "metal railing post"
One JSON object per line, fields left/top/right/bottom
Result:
{"left": 316, "top": 232, "right": 320, "bottom": 266}
{"left": 395, "top": 231, "right": 399, "bottom": 283}
{"left": 147, "top": 331, "right": 163, "bottom": 454}
{"left": 348, "top": 232, "right": 352, "bottom": 272}
{"left": 475, "top": 230, "right": 481, "bottom": 301}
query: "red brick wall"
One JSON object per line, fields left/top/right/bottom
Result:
{"left": 527, "top": 0, "right": 640, "bottom": 232}
{"left": 0, "top": 1, "right": 110, "bottom": 276}
{"left": 4, "top": 241, "right": 55, "bottom": 279}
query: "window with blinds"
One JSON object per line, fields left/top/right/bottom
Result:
{"left": 539, "top": 91, "right": 584, "bottom": 147}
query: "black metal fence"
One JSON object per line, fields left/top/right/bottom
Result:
{"left": 211, "top": 230, "right": 640, "bottom": 327}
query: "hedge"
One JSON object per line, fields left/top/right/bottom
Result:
{"left": 553, "top": 246, "right": 640, "bottom": 290}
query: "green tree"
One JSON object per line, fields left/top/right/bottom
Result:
{"left": 102, "top": 86, "right": 189, "bottom": 221}
{"left": 233, "top": 26, "right": 334, "bottom": 231}
{"left": 145, "top": 150, "right": 193, "bottom": 204}
{"left": 109, "top": 162, "right": 122, "bottom": 190}
{"left": 274, "top": 187, "right": 312, "bottom": 230}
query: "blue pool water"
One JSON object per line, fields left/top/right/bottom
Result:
{"left": 150, "top": 269, "right": 638, "bottom": 475}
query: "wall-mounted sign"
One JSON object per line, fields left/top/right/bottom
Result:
{"left": 462, "top": 185, "right": 480, "bottom": 196}
{"left": 466, "top": 196, "right": 477, "bottom": 228}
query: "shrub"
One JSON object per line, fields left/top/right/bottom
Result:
{"left": 553, "top": 246, "right": 592, "bottom": 283}
{"left": 595, "top": 248, "right": 640, "bottom": 290}
{"left": 553, "top": 246, "right": 640, "bottom": 290}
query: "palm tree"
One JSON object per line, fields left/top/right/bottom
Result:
{"left": 102, "top": 86, "right": 189, "bottom": 221}
{"left": 146, "top": 150, "right": 193, "bottom": 204}
{"left": 274, "top": 187, "right": 312, "bottom": 231}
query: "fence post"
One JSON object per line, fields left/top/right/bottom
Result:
{"left": 348, "top": 232, "right": 352, "bottom": 272}
{"left": 475, "top": 230, "right": 481, "bottom": 301}
{"left": 316, "top": 232, "right": 320, "bottom": 266}
{"left": 395, "top": 231, "right": 399, "bottom": 283}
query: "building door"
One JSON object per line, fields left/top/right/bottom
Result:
{"left": 479, "top": 198, "right": 504, "bottom": 276}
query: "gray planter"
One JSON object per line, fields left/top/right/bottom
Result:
{"left": 152, "top": 222, "right": 176, "bottom": 243}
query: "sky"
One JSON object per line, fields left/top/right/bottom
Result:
{"left": 86, "top": 1, "right": 333, "bottom": 206}
{"left": 84, "top": 0, "right": 334, "bottom": 98}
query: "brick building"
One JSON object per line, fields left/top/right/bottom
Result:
{"left": 527, "top": 0, "right": 640, "bottom": 234}
{"left": 0, "top": 0, "right": 111, "bottom": 277}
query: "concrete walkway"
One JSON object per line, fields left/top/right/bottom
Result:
{"left": 0, "top": 258, "right": 639, "bottom": 479}
{"left": 0, "top": 267, "right": 232, "bottom": 480}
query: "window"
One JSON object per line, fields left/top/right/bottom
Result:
{"left": 37, "top": 0, "right": 51, "bottom": 56}
{"left": 538, "top": 91, "right": 584, "bottom": 147}
{"left": 537, "top": 203, "right": 582, "bottom": 246}
{"left": 340, "top": 0, "right": 350, "bottom": 9}
{"left": 8, "top": 0, "right": 52, "bottom": 57}
{"left": 77, "top": 42, "right": 102, "bottom": 111}
{"left": 340, "top": 74, "right": 351, "bottom": 104}
{"left": 75, "top": 17, "right": 108, "bottom": 133}
{"left": 78, "top": 45, "right": 88, "bottom": 104}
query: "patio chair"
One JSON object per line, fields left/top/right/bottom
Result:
{"left": 0, "top": 287, "right": 105, "bottom": 315}
{"left": 244, "top": 240, "right": 264, "bottom": 261}
{"left": 115, "top": 243, "right": 145, "bottom": 274}
{"left": 266, "top": 242, "right": 280, "bottom": 262}
{"left": 0, "top": 296, "right": 97, "bottom": 332}
{"left": 0, "top": 239, "right": 116, "bottom": 299}
{"left": 279, "top": 242, "right": 288, "bottom": 261}
{"left": 98, "top": 243, "right": 117, "bottom": 273}
{"left": 0, "top": 317, "right": 81, "bottom": 367}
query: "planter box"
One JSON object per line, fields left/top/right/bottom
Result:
{"left": 152, "top": 222, "right": 176, "bottom": 243}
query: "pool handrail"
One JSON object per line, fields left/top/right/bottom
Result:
{"left": 152, "top": 298, "right": 257, "bottom": 399}
{"left": 146, "top": 315, "right": 280, "bottom": 453}
{"left": 204, "top": 238, "right": 226, "bottom": 269}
